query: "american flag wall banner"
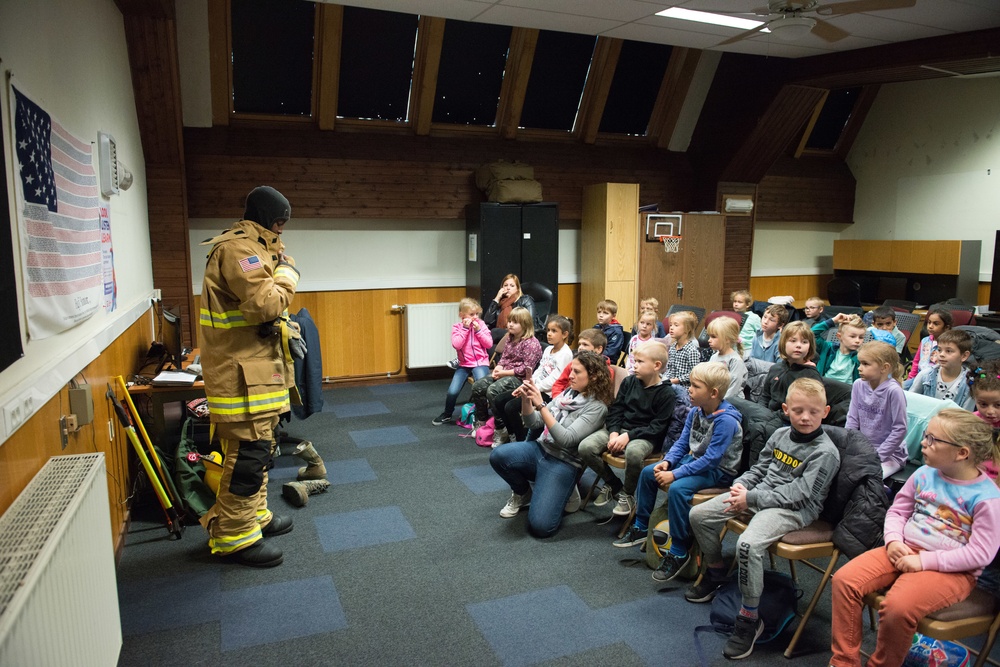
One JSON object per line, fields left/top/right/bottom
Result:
{"left": 10, "top": 83, "right": 102, "bottom": 340}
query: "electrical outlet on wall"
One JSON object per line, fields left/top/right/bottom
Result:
{"left": 3, "top": 392, "right": 38, "bottom": 438}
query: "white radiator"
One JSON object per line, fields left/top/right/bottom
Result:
{"left": 404, "top": 302, "right": 461, "bottom": 368}
{"left": 0, "top": 453, "right": 121, "bottom": 666}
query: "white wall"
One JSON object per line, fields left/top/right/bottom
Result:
{"left": 847, "top": 76, "right": 1000, "bottom": 282}
{"left": 189, "top": 218, "right": 580, "bottom": 293}
{"left": 0, "top": 0, "right": 154, "bottom": 443}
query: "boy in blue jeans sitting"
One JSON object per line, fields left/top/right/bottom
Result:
{"left": 686, "top": 377, "right": 840, "bottom": 660}
{"left": 614, "top": 362, "right": 744, "bottom": 584}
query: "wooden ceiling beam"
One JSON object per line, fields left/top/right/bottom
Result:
{"left": 575, "top": 37, "right": 622, "bottom": 145}
{"left": 316, "top": 4, "right": 343, "bottom": 131}
{"left": 648, "top": 47, "right": 702, "bottom": 150}
{"left": 410, "top": 16, "right": 446, "bottom": 136}
{"left": 495, "top": 27, "right": 539, "bottom": 140}
{"left": 207, "top": 0, "right": 230, "bottom": 126}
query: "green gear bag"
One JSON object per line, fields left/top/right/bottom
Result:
{"left": 173, "top": 418, "right": 217, "bottom": 518}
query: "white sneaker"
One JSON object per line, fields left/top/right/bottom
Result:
{"left": 593, "top": 484, "right": 614, "bottom": 507}
{"left": 491, "top": 427, "right": 509, "bottom": 449}
{"left": 612, "top": 491, "right": 636, "bottom": 516}
{"left": 500, "top": 490, "right": 531, "bottom": 518}
{"left": 564, "top": 484, "right": 582, "bottom": 513}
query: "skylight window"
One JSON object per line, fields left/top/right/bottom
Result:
{"left": 599, "top": 40, "right": 673, "bottom": 136}
{"left": 433, "top": 20, "right": 512, "bottom": 125}
{"left": 520, "top": 31, "right": 595, "bottom": 131}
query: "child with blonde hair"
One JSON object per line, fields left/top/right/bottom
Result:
{"left": 757, "top": 321, "right": 822, "bottom": 413}
{"left": 847, "top": 341, "right": 908, "bottom": 478}
{"left": 626, "top": 311, "right": 658, "bottom": 375}
{"left": 968, "top": 359, "right": 1000, "bottom": 479}
{"left": 665, "top": 310, "right": 700, "bottom": 387}
{"left": 732, "top": 289, "right": 760, "bottom": 350}
{"left": 470, "top": 307, "right": 542, "bottom": 446}
{"left": 707, "top": 317, "right": 747, "bottom": 400}
{"left": 434, "top": 298, "right": 493, "bottom": 425}
{"left": 812, "top": 313, "right": 866, "bottom": 383}
{"left": 801, "top": 297, "right": 829, "bottom": 328}
{"left": 637, "top": 296, "right": 667, "bottom": 338}
{"left": 830, "top": 409, "right": 1000, "bottom": 667}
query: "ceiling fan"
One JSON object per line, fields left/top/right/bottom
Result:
{"left": 710, "top": 0, "right": 917, "bottom": 46}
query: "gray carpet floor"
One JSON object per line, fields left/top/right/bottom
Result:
{"left": 115, "top": 378, "right": 996, "bottom": 666}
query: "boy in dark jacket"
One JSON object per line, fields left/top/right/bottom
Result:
{"left": 579, "top": 341, "right": 675, "bottom": 517}
{"left": 688, "top": 378, "right": 840, "bottom": 660}
{"left": 593, "top": 298, "right": 625, "bottom": 363}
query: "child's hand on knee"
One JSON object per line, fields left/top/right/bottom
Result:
{"left": 895, "top": 554, "right": 923, "bottom": 573}
{"left": 886, "top": 540, "right": 913, "bottom": 565}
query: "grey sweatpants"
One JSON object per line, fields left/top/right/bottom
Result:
{"left": 578, "top": 429, "right": 655, "bottom": 496}
{"left": 689, "top": 492, "right": 809, "bottom": 607}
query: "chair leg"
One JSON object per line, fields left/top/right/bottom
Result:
{"left": 580, "top": 476, "right": 600, "bottom": 511}
{"left": 784, "top": 550, "right": 840, "bottom": 659}
{"left": 972, "top": 612, "right": 1000, "bottom": 667}
{"left": 787, "top": 558, "right": 797, "bottom": 583}
{"left": 617, "top": 503, "right": 638, "bottom": 538}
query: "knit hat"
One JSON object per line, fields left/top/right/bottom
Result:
{"left": 244, "top": 186, "right": 291, "bottom": 228}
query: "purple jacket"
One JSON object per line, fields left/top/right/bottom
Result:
{"left": 846, "top": 378, "right": 908, "bottom": 472}
{"left": 452, "top": 321, "right": 492, "bottom": 368}
{"left": 497, "top": 335, "right": 543, "bottom": 379}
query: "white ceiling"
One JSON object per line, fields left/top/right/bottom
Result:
{"left": 315, "top": 0, "right": 1000, "bottom": 59}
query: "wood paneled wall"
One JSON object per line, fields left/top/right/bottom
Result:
{"left": 0, "top": 313, "right": 153, "bottom": 558}
{"left": 183, "top": 128, "right": 697, "bottom": 223}
{"left": 750, "top": 275, "right": 833, "bottom": 303}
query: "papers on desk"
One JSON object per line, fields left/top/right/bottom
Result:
{"left": 152, "top": 370, "right": 198, "bottom": 386}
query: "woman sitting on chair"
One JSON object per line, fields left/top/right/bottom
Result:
{"left": 483, "top": 273, "right": 536, "bottom": 346}
{"left": 489, "top": 351, "right": 613, "bottom": 538}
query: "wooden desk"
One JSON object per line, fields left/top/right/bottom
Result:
{"left": 128, "top": 381, "right": 204, "bottom": 447}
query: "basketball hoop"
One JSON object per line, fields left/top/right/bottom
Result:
{"left": 659, "top": 235, "right": 682, "bottom": 254}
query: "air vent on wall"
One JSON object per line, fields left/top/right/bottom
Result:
{"left": 98, "top": 132, "right": 118, "bottom": 197}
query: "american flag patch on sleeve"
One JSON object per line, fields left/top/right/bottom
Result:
{"left": 239, "top": 255, "right": 262, "bottom": 272}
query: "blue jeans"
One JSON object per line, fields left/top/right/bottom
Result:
{"left": 634, "top": 454, "right": 731, "bottom": 553}
{"left": 489, "top": 440, "right": 579, "bottom": 538}
{"left": 444, "top": 365, "right": 489, "bottom": 415}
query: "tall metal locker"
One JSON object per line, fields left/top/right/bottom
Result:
{"left": 465, "top": 202, "right": 559, "bottom": 316}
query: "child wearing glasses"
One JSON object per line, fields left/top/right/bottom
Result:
{"left": 846, "top": 341, "right": 909, "bottom": 479}
{"left": 829, "top": 409, "right": 1000, "bottom": 667}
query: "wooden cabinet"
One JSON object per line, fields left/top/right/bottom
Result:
{"left": 581, "top": 184, "right": 639, "bottom": 325}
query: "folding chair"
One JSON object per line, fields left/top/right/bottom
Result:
{"left": 580, "top": 450, "right": 661, "bottom": 535}
{"left": 882, "top": 299, "right": 917, "bottom": 313}
{"left": 863, "top": 587, "right": 1000, "bottom": 667}
{"left": 666, "top": 304, "right": 706, "bottom": 328}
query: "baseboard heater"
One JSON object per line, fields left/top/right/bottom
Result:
{"left": 0, "top": 453, "right": 121, "bottom": 666}
{"left": 403, "top": 302, "right": 461, "bottom": 368}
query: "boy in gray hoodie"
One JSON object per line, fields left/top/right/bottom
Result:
{"left": 686, "top": 377, "right": 840, "bottom": 660}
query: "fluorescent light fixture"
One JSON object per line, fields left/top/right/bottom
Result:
{"left": 656, "top": 7, "right": 765, "bottom": 31}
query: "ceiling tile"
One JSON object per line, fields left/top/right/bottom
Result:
{"left": 476, "top": 5, "right": 622, "bottom": 33}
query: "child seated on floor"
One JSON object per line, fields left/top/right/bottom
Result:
{"left": 665, "top": 310, "right": 701, "bottom": 388}
{"left": 801, "top": 296, "right": 830, "bottom": 328}
{"left": 633, "top": 296, "right": 666, "bottom": 338}
{"left": 614, "top": 363, "right": 743, "bottom": 585}
{"left": 909, "top": 328, "right": 975, "bottom": 411}
{"left": 907, "top": 305, "right": 953, "bottom": 383}
{"left": 829, "top": 409, "right": 1000, "bottom": 667}
{"left": 757, "top": 321, "right": 823, "bottom": 414}
{"left": 550, "top": 329, "right": 609, "bottom": 398}
{"left": 579, "top": 341, "right": 675, "bottom": 518}
{"left": 812, "top": 313, "right": 866, "bottom": 384}
{"left": 848, "top": 341, "right": 909, "bottom": 479}
{"left": 687, "top": 378, "right": 840, "bottom": 661}
{"left": 593, "top": 299, "right": 625, "bottom": 363}
{"left": 706, "top": 316, "right": 747, "bottom": 400}
{"left": 626, "top": 310, "right": 658, "bottom": 375}
{"left": 868, "top": 305, "right": 907, "bottom": 354}
{"left": 732, "top": 289, "right": 761, "bottom": 351}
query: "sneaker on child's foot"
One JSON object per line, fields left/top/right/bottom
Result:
{"left": 499, "top": 490, "right": 532, "bottom": 518}
{"left": 593, "top": 484, "right": 614, "bottom": 507}
{"left": 723, "top": 615, "right": 764, "bottom": 660}
{"left": 613, "top": 524, "right": 646, "bottom": 548}
{"left": 447, "top": 358, "right": 460, "bottom": 370}
{"left": 652, "top": 552, "right": 691, "bottom": 582}
{"left": 491, "top": 427, "right": 509, "bottom": 449}
{"left": 432, "top": 412, "right": 453, "bottom": 426}
{"left": 564, "top": 485, "right": 582, "bottom": 513}
{"left": 684, "top": 571, "right": 726, "bottom": 603}
{"left": 612, "top": 491, "right": 636, "bottom": 516}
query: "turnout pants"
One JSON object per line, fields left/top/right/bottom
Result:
{"left": 200, "top": 415, "right": 279, "bottom": 555}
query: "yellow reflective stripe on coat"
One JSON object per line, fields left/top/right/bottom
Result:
{"left": 208, "top": 525, "right": 262, "bottom": 554}
{"left": 274, "top": 263, "right": 300, "bottom": 287}
{"left": 206, "top": 390, "right": 290, "bottom": 415}
{"left": 200, "top": 307, "right": 252, "bottom": 328}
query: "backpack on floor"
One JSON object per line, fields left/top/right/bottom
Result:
{"left": 474, "top": 417, "right": 495, "bottom": 447}
{"left": 458, "top": 403, "right": 476, "bottom": 429}
{"left": 903, "top": 633, "right": 970, "bottom": 667}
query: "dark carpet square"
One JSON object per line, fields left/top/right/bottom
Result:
{"left": 328, "top": 458, "right": 377, "bottom": 485}
{"left": 327, "top": 401, "right": 390, "bottom": 418}
{"left": 453, "top": 464, "right": 509, "bottom": 494}
{"left": 368, "top": 383, "right": 419, "bottom": 395}
{"left": 119, "top": 570, "right": 221, "bottom": 636}
{"left": 314, "top": 506, "right": 416, "bottom": 552}
{"left": 349, "top": 425, "right": 418, "bottom": 448}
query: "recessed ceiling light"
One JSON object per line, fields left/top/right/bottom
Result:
{"left": 656, "top": 7, "right": 765, "bottom": 31}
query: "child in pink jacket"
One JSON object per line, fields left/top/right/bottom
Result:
{"left": 434, "top": 298, "right": 493, "bottom": 425}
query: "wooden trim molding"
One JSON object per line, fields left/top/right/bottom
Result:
{"left": 649, "top": 47, "right": 701, "bottom": 149}
{"left": 495, "top": 27, "right": 538, "bottom": 140}
{"left": 410, "top": 16, "right": 446, "bottom": 136}
{"left": 207, "top": 0, "right": 230, "bottom": 126}
{"left": 315, "top": 4, "right": 343, "bottom": 131}
{"left": 575, "top": 37, "right": 621, "bottom": 145}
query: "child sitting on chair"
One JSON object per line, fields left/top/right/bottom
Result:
{"left": 848, "top": 341, "right": 909, "bottom": 479}
{"left": 732, "top": 289, "right": 761, "bottom": 351}
{"left": 747, "top": 304, "right": 787, "bottom": 365}
{"left": 633, "top": 296, "right": 666, "bottom": 338}
{"left": 550, "top": 329, "right": 609, "bottom": 398}
{"left": 869, "top": 305, "right": 907, "bottom": 354}
{"left": 615, "top": 362, "right": 743, "bottom": 586}
{"left": 801, "top": 297, "right": 830, "bottom": 328}
{"left": 909, "top": 328, "right": 975, "bottom": 411}
{"left": 707, "top": 317, "right": 747, "bottom": 400}
{"left": 579, "top": 341, "right": 675, "bottom": 518}
{"left": 812, "top": 313, "right": 866, "bottom": 384}
{"left": 907, "top": 306, "right": 953, "bottom": 382}
{"left": 757, "top": 321, "right": 823, "bottom": 414}
{"left": 626, "top": 311, "right": 658, "bottom": 376}
{"left": 829, "top": 409, "right": 1000, "bottom": 667}
{"left": 688, "top": 378, "right": 840, "bottom": 660}
{"left": 665, "top": 310, "right": 701, "bottom": 387}
{"left": 593, "top": 299, "right": 625, "bottom": 363}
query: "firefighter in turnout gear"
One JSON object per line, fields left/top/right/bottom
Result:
{"left": 198, "top": 186, "right": 301, "bottom": 567}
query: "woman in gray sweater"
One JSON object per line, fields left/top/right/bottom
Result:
{"left": 489, "top": 350, "right": 613, "bottom": 537}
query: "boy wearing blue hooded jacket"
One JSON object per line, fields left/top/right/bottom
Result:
{"left": 614, "top": 362, "right": 744, "bottom": 583}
